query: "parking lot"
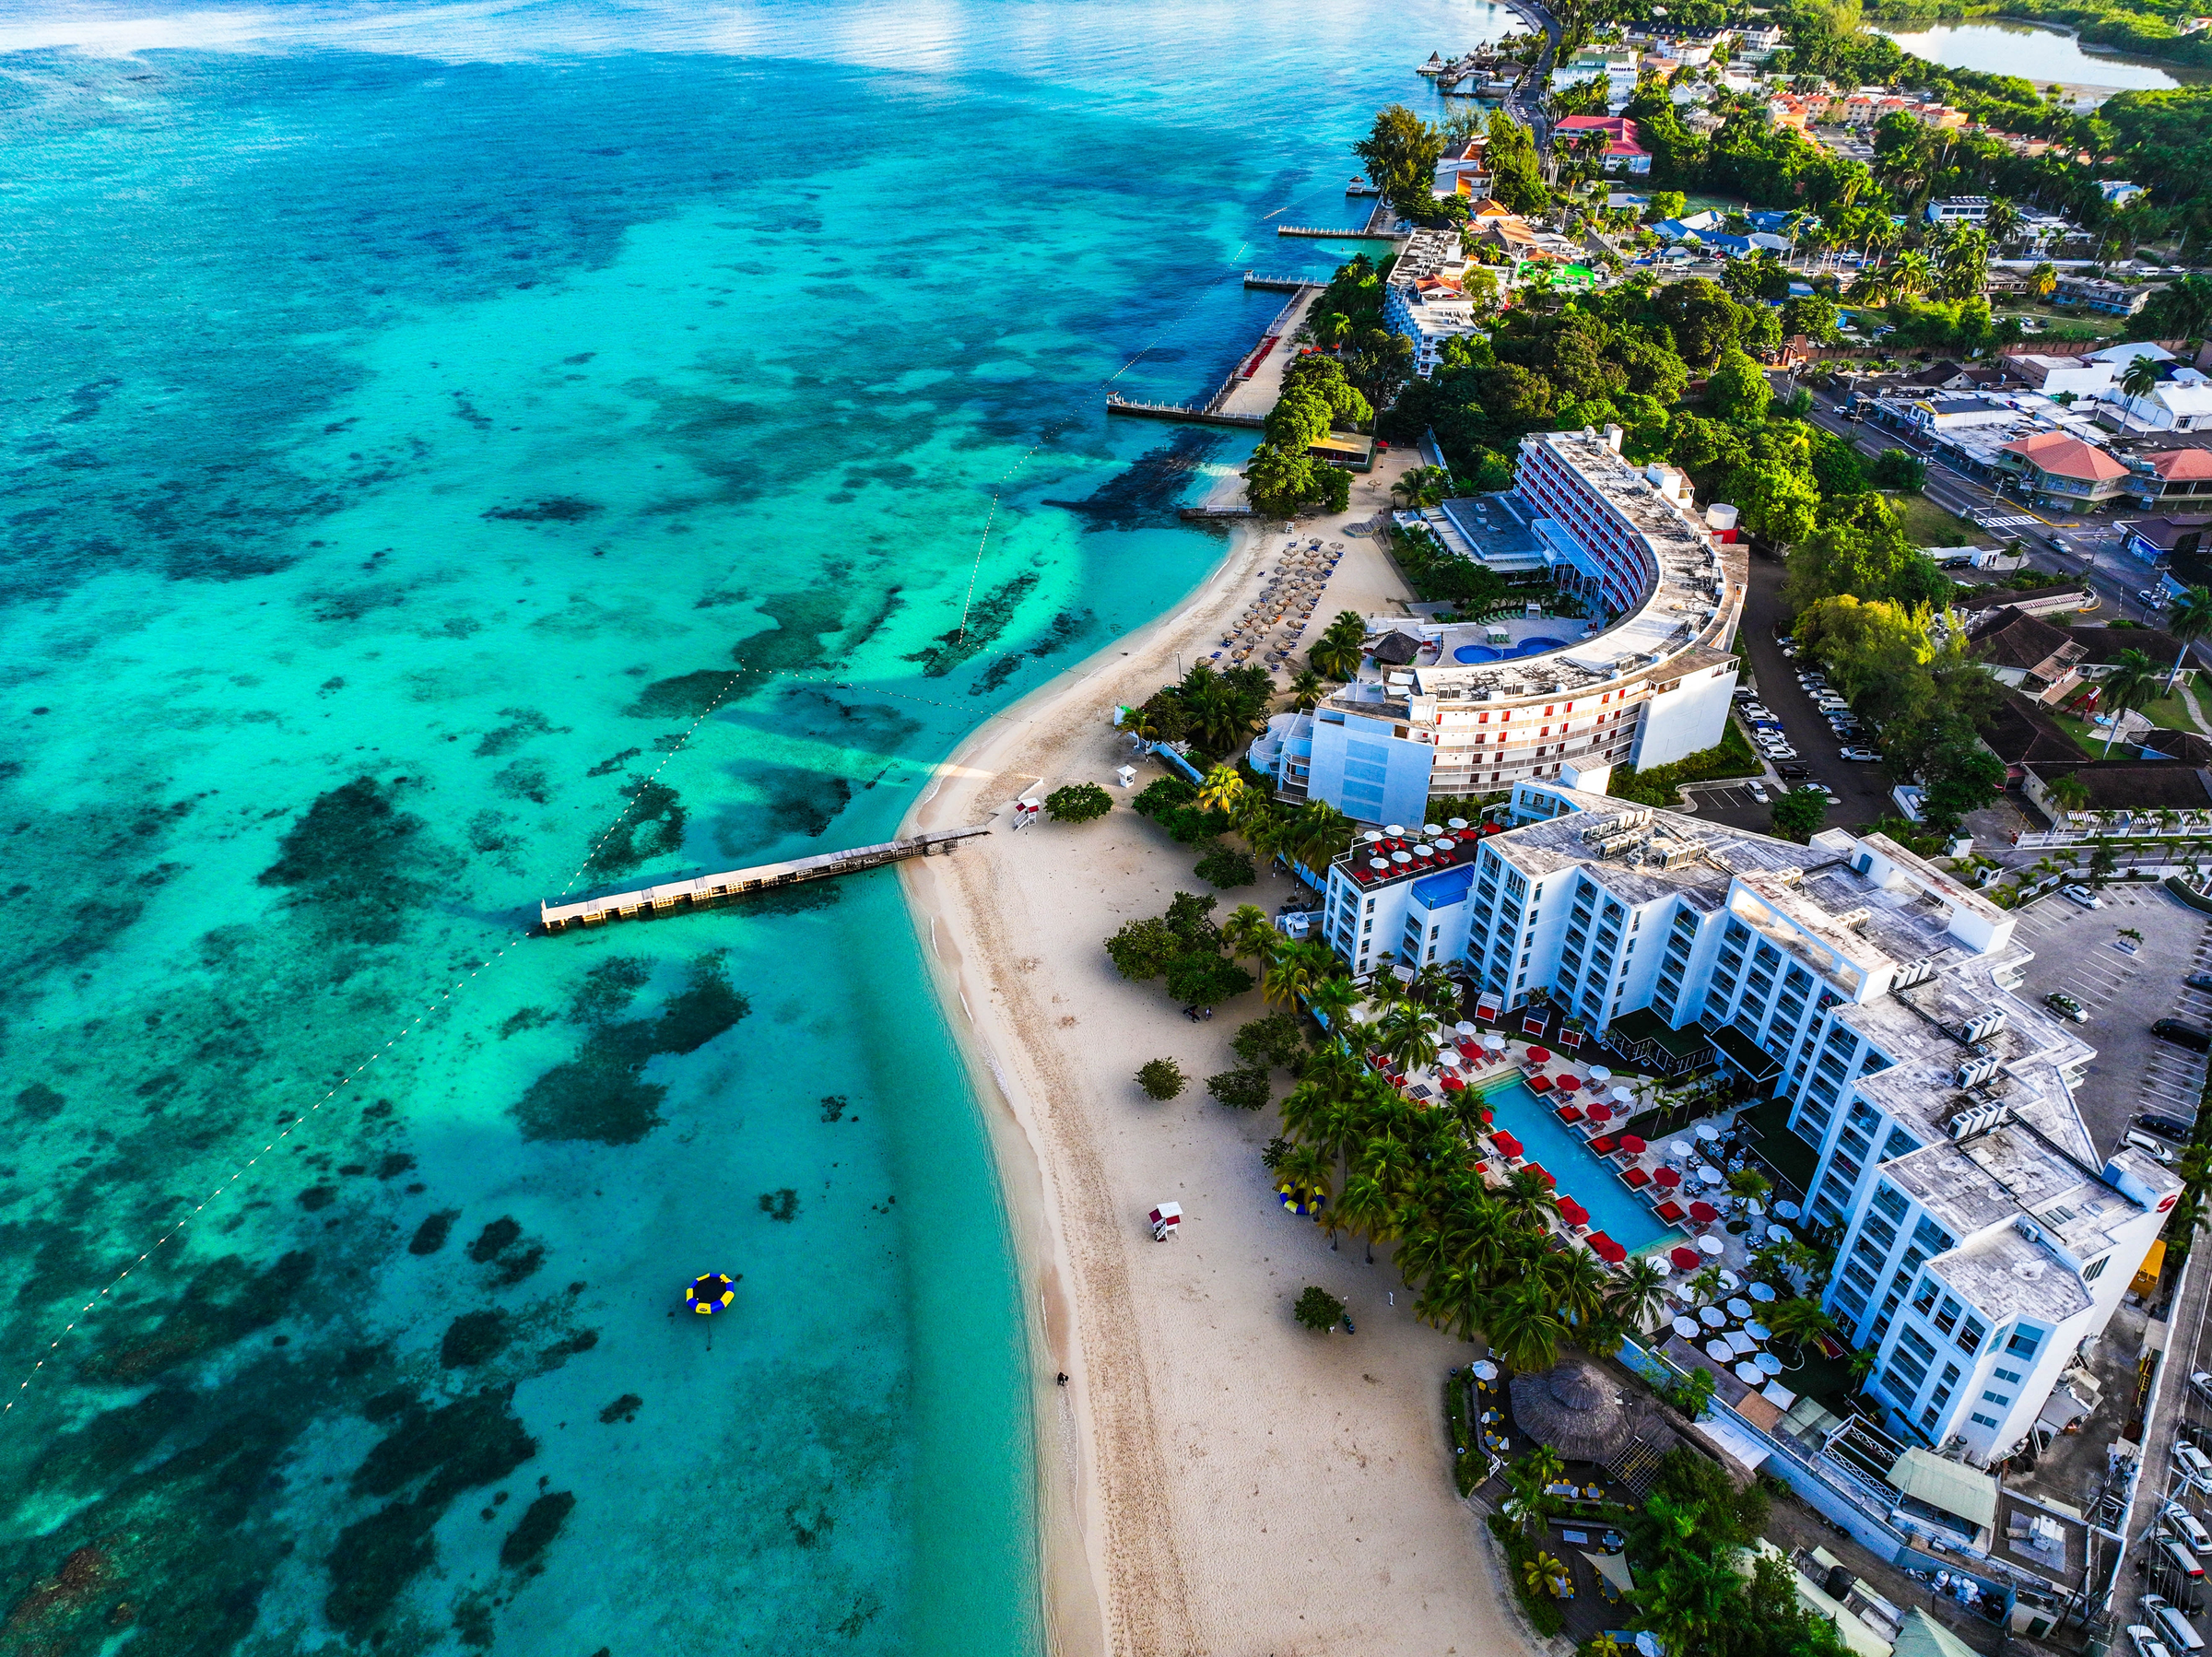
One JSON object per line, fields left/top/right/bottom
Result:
{"left": 2010, "top": 884, "right": 2210, "bottom": 1160}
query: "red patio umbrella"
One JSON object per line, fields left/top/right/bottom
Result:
{"left": 1589, "top": 1233, "right": 1627, "bottom": 1263}
{"left": 1670, "top": 1246, "right": 1702, "bottom": 1271}
{"left": 1441, "top": 1074, "right": 1466, "bottom": 1091}
{"left": 1618, "top": 1134, "right": 1646, "bottom": 1155}
{"left": 1524, "top": 1161, "right": 1555, "bottom": 1186}
{"left": 1557, "top": 1196, "right": 1590, "bottom": 1228}
{"left": 1688, "top": 1200, "right": 1719, "bottom": 1224}
{"left": 1525, "top": 1047, "right": 1552, "bottom": 1065}
{"left": 1653, "top": 1166, "right": 1682, "bottom": 1189}
{"left": 1492, "top": 1131, "right": 1524, "bottom": 1159}
{"left": 1556, "top": 1075, "right": 1582, "bottom": 1093}
{"left": 1585, "top": 1102, "right": 1612, "bottom": 1124}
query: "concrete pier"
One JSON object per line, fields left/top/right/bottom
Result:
{"left": 538, "top": 828, "right": 988, "bottom": 933}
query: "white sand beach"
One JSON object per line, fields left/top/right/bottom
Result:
{"left": 901, "top": 459, "right": 1539, "bottom": 1656}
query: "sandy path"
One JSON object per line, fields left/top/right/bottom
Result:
{"left": 900, "top": 464, "right": 1536, "bottom": 1657}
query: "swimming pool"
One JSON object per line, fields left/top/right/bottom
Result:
{"left": 1451, "top": 636, "right": 1571, "bottom": 665}
{"left": 1480, "top": 1078, "right": 1677, "bottom": 1254}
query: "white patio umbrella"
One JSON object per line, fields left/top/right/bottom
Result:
{"left": 1747, "top": 1281, "right": 1777, "bottom": 1303}
{"left": 1772, "top": 1200, "right": 1801, "bottom": 1220}
{"left": 1472, "top": 1358, "right": 1500, "bottom": 1381}
{"left": 1668, "top": 1139, "right": 1693, "bottom": 1160}
{"left": 1699, "top": 1163, "right": 1726, "bottom": 1187}
{"left": 1697, "top": 1234, "right": 1724, "bottom": 1256}
{"left": 1611, "top": 1086, "right": 1633, "bottom": 1104}
{"left": 1454, "top": 1021, "right": 1477, "bottom": 1037}
{"left": 1588, "top": 1065, "right": 1612, "bottom": 1082}
{"left": 1697, "top": 1122, "right": 1721, "bottom": 1142}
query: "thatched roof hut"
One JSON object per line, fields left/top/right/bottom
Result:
{"left": 1509, "top": 1357, "right": 1634, "bottom": 1463}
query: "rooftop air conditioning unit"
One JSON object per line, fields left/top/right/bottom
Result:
{"left": 1955, "top": 1054, "right": 2002, "bottom": 1089}
{"left": 2014, "top": 1216, "right": 2042, "bottom": 1245}
{"left": 1961, "top": 1009, "right": 2009, "bottom": 1044}
{"left": 1947, "top": 1099, "right": 2006, "bottom": 1137}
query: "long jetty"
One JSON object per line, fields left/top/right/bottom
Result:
{"left": 1277, "top": 224, "right": 1397, "bottom": 241}
{"left": 538, "top": 828, "right": 988, "bottom": 933}
{"left": 1104, "top": 395, "right": 1265, "bottom": 429}
{"left": 1243, "top": 272, "right": 1312, "bottom": 291}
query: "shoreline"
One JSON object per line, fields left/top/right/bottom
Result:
{"left": 899, "top": 443, "right": 1534, "bottom": 1654}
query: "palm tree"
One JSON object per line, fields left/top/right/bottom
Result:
{"left": 1276, "top": 1142, "right": 1335, "bottom": 1211}
{"left": 2029, "top": 260, "right": 2057, "bottom": 300}
{"left": 1548, "top": 1247, "right": 1611, "bottom": 1331}
{"left": 1763, "top": 1296, "right": 1835, "bottom": 1348}
{"left": 1263, "top": 938, "right": 1335, "bottom": 1009}
{"left": 1337, "top": 1166, "right": 1396, "bottom": 1264}
{"left": 1984, "top": 195, "right": 2021, "bottom": 250}
{"left": 2048, "top": 770, "right": 2091, "bottom": 821}
{"left": 1220, "top": 902, "right": 1279, "bottom": 966}
{"left": 2169, "top": 585, "right": 2212, "bottom": 691}
{"left": 1631, "top": 1549, "right": 1742, "bottom": 1655}
{"left": 1523, "top": 1551, "right": 1569, "bottom": 1600}
{"left": 1380, "top": 1005, "right": 1441, "bottom": 1074}
{"left": 1501, "top": 1168, "right": 1562, "bottom": 1228}
{"left": 1288, "top": 667, "right": 1325, "bottom": 711}
{"left": 1305, "top": 974, "right": 1359, "bottom": 1038}
{"left": 1606, "top": 1257, "right": 1668, "bottom": 1333}
{"left": 2097, "top": 648, "right": 2162, "bottom": 754}
{"left": 2121, "top": 352, "right": 2164, "bottom": 418}
{"left": 1308, "top": 609, "right": 1369, "bottom": 682}
{"left": 1286, "top": 800, "right": 1355, "bottom": 872}
{"left": 1410, "top": 962, "right": 1460, "bottom": 1016}
{"left": 1892, "top": 248, "right": 1933, "bottom": 297}
{"left": 1484, "top": 1277, "right": 1567, "bottom": 1371}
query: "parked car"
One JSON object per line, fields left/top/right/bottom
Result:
{"left": 2156, "top": 1018, "right": 2212, "bottom": 1053}
{"left": 1747, "top": 783, "right": 1770, "bottom": 803}
{"left": 1743, "top": 704, "right": 1775, "bottom": 720}
{"left": 2193, "top": 1374, "right": 2212, "bottom": 1409}
{"left": 1764, "top": 747, "right": 1799, "bottom": 761}
{"left": 2147, "top": 1592, "right": 2209, "bottom": 1652}
{"left": 1776, "top": 764, "right": 1811, "bottom": 779}
{"left": 2131, "top": 1625, "right": 2177, "bottom": 1657}
{"left": 2180, "top": 1443, "right": 2212, "bottom": 1494}
{"left": 2171, "top": 1503, "right": 2212, "bottom": 1555}
{"left": 2131, "top": 1131, "right": 2180, "bottom": 1164}
{"left": 2142, "top": 588, "right": 2170, "bottom": 608}
{"left": 2139, "top": 1112, "right": 2197, "bottom": 1142}
{"left": 2045, "top": 991, "right": 2088, "bottom": 1023}
{"left": 2063, "top": 884, "right": 2103, "bottom": 908}
{"left": 2187, "top": 973, "right": 2212, "bottom": 993}
{"left": 1841, "top": 747, "right": 1883, "bottom": 762}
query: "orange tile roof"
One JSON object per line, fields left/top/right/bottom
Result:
{"left": 2001, "top": 429, "right": 2127, "bottom": 482}
{"left": 2150, "top": 448, "right": 2212, "bottom": 481}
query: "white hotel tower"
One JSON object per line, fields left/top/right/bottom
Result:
{"left": 1315, "top": 780, "right": 2178, "bottom": 1469}
{"left": 1252, "top": 426, "right": 1747, "bottom": 827}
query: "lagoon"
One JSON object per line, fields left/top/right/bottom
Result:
{"left": 1875, "top": 18, "right": 2208, "bottom": 90}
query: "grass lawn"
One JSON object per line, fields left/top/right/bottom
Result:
{"left": 1882, "top": 489, "right": 1981, "bottom": 549}
{"left": 2052, "top": 687, "right": 2201, "bottom": 749}
{"left": 1992, "top": 300, "right": 2129, "bottom": 342}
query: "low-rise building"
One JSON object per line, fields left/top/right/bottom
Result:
{"left": 1964, "top": 607, "right": 2087, "bottom": 704}
{"left": 1382, "top": 229, "right": 1487, "bottom": 378}
{"left": 2101, "top": 374, "right": 2212, "bottom": 434}
{"left": 2098, "top": 180, "right": 2147, "bottom": 208}
{"left": 1995, "top": 429, "right": 2131, "bottom": 508}
{"left": 2052, "top": 276, "right": 2152, "bottom": 316}
{"left": 2022, "top": 758, "right": 2212, "bottom": 828}
{"left": 2127, "top": 449, "right": 2212, "bottom": 508}
{"left": 1924, "top": 195, "right": 1991, "bottom": 226}
{"left": 1556, "top": 115, "right": 1653, "bottom": 174}
{"left": 2005, "top": 354, "right": 2112, "bottom": 400}
{"left": 2119, "top": 512, "right": 2212, "bottom": 570}
{"left": 1324, "top": 782, "right": 2180, "bottom": 1467}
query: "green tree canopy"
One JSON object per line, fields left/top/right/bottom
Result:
{"left": 1355, "top": 104, "right": 1446, "bottom": 215}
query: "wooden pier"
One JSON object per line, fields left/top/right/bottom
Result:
{"left": 1104, "top": 395, "right": 1265, "bottom": 429}
{"left": 1243, "top": 272, "right": 1312, "bottom": 292}
{"left": 1277, "top": 224, "right": 1399, "bottom": 241}
{"left": 538, "top": 828, "right": 988, "bottom": 933}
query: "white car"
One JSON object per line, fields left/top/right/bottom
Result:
{"left": 2063, "top": 884, "right": 2103, "bottom": 909}
{"left": 2194, "top": 1372, "right": 2212, "bottom": 1408}
{"left": 1763, "top": 746, "right": 1799, "bottom": 760}
{"left": 2177, "top": 1442, "right": 2212, "bottom": 1493}
{"left": 1841, "top": 747, "right": 1882, "bottom": 761}
{"left": 1743, "top": 704, "right": 1776, "bottom": 720}
{"left": 2131, "top": 1626, "right": 2176, "bottom": 1657}
{"left": 2170, "top": 1501, "right": 2212, "bottom": 1554}
{"left": 1748, "top": 783, "right": 1771, "bottom": 803}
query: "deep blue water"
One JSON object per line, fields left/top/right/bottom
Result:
{"left": 0, "top": 3, "right": 1511, "bottom": 1651}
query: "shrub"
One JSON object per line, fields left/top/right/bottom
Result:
{"left": 1164, "top": 952, "right": 1253, "bottom": 1007}
{"left": 1194, "top": 843, "right": 1256, "bottom": 887}
{"left": 1606, "top": 723, "right": 1759, "bottom": 805}
{"left": 1870, "top": 449, "right": 1926, "bottom": 491}
{"left": 1293, "top": 1286, "right": 1345, "bottom": 1331}
{"left": 1132, "top": 776, "right": 1198, "bottom": 818}
{"left": 1233, "top": 1010, "right": 1307, "bottom": 1068}
{"left": 1044, "top": 782, "right": 1112, "bottom": 823}
{"left": 1135, "top": 1058, "right": 1186, "bottom": 1100}
{"left": 1206, "top": 1065, "right": 1272, "bottom": 1111}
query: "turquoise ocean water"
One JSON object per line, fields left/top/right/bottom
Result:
{"left": 0, "top": 2, "right": 1508, "bottom": 1651}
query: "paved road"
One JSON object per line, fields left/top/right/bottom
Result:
{"left": 1500, "top": 0, "right": 1561, "bottom": 155}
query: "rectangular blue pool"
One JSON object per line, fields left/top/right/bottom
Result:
{"left": 1479, "top": 1078, "right": 1677, "bottom": 1255}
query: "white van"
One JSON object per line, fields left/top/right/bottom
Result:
{"left": 2128, "top": 1131, "right": 2180, "bottom": 1165}
{"left": 2168, "top": 1505, "right": 2212, "bottom": 1555}
{"left": 2162, "top": 1533, "right": 2206, "bottom": 1581}
{"left": 2178, "top": 1443, "right": 2212, "bottom": 1493}
{"left": 2147, "top": 1594, "right": 2207, "bottom": 1653}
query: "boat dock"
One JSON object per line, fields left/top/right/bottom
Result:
{"left": 1104, "top": 396, "right": 1265, "bottom": 429}
{"left": 1243, "top": 272, "right": 1312, "bottom": 292}
{"left": 538, "top": 828, "right": 988, "bottom": 933}
{"left": 1277, "top": 224, "right": 1397, "bottom": 241}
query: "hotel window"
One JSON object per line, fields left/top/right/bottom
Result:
{"left": 1958, "top": 1316, "right": 1985, "bottom": 1355}
{"left": 1971, "top": 1412, "right": 1998, "bottom": 1429}
{"left": 1981, "top": 1390, "right": 2012, "bottom": 1408}
{"left": 1994, "top": 1365, "right": 2022, "bottom": 1385}
{"left": 2083, "top": 1255, "right": 2109, "bottom": 1282}
{"left": 1933, "top": 1296, "right": 1961, "bottom": 1336}
{"left": 2006, "top": 1325, "right": 2044, "bottom": 1360}
{"left": 1871, "top": 1182, "right": 1908, "bottom": 1223}
{"left": 1912, "top": 1277, "right": 1938, "bottom": 1315}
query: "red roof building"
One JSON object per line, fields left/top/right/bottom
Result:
{"left": 1997, "top": 429, "right": 2130, "bottom": 507}
{"left": 1555, "top": 116, "right": 1653, "bottom": 175}
{"left": 2136, "top": 447, "right": 2212, "bottom": 506}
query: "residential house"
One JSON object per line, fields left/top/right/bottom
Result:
{"left": 2127, "top": 451, "right": 2212, "bottom": 508}
{"left": 2088, "top": 341, "right": 2174, "bottom": 370}
{"left": 1900, "top": 359, "right": 2009, "bottom": 393}
{"left": 1885, "top": 394, "right": 2017, "bottom": 438}
{"left": 1924, "top": 196, "right": 1991, "bottom": 226}
{"left": 1974, "top": 689, "right": 2089, "bottom": 782}
{"left": 1995, "top": 430, "right": 2131, "bottom": 508}
{"left": 2005, "top": 354, "right": 2112, "bottom": 400}
{"left": 1949, "top": 582, "right": 2096, "bottom": 624}
{"left": 1965, "top": 607, "right": 2088, "bottom": 704}
{"left": 2066, "top": 622, "right": 2198, "bottom": 685}
{"left": 1556, "top": 115, "right": 1653, "bottom": 174}
{"left": 1737, "top": 23, "right": 1784, "bottom": 55}
{"left": 2022, "top": 758, "right": 2212, "bottom": 828}
{"left": 2098, "top": 181, "right": 2148, "bottom": 208}
{"left": 2052, "top": 276, "right": 2153, "bottom": 316}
